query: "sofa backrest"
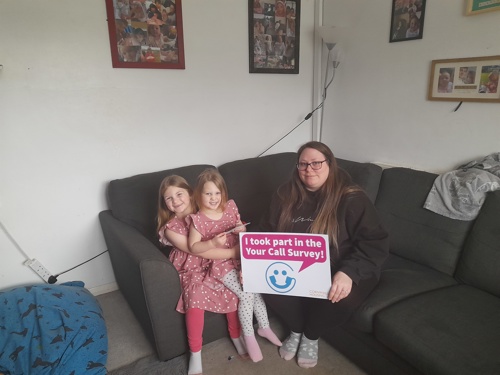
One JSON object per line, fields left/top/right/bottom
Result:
{"left": 375, "top": 167, "right": 474, "bottom": 275}
{"left": 105, "top": 153, "right": 384, "bottom": 247}
{"left": 219, "top": 153, "right": 297, "bottom": 231}
{"left": 107, "top": 164, "right": 214, "bottom": 246}
{"left": 219, "top": 153, "right": 384, "bottom": 231}
{"left": 456, "top": 190, "right": 500, "bottom": 297}
{"left": 336, "top": 158, "right": 383, "bottom": 203}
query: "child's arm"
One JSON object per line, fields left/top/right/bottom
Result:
{"left": 165, "top": 228, "right": 239, "bottom": 260}
{"left": 188, "top": 225, "right": 228, "bottom": 255}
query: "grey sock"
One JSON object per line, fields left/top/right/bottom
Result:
{"left": 279, "top": 331, "right": 301, "bottom": 360}
{"left": 297, "top": 334, "right": 318, "bottom": 368}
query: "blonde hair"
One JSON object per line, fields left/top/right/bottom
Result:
{"left": 193, "top": 168, "right": 228, "bottom": 212}
{"left": 156, "top": 175, "right": 195, "bottom": 234}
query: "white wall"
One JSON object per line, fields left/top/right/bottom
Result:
{"left": 3, "top": 0, "right": 498, "bottom": 292}
{"left": 322, "top": 0, "right": 500, "bottom": 173}
{"left": 0, "top": 0, "right": 317, "bottom": 291}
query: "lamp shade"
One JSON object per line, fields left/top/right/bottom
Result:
{"left": 318, "top": 25, "right": 345, "bottom": 50}
{"left": 318, "top": 26, "right": 338, "bottom": 49}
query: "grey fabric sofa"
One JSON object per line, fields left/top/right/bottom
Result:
{"left": 325, "top": 166, "right": 500, "bottom": 375}
{"left": 99, "top": 153, "right": 298, "bottom": 362}
{"left": 99, "top": 152, "right": 500, "bottom": 374}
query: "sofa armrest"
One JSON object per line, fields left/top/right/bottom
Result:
{"left": 98, "top": 210, "right": 187, "bottom": 361}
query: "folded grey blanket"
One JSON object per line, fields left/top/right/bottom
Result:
{"left": 424, "top": 153, "right": 500, "bottom": 221}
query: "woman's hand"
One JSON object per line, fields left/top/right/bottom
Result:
{"left": 328, "top": 271, "right": 353, "bottom": 303}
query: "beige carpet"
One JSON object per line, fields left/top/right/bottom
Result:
{"left": 200, "top": 332, "right": 367, "bottom": 375}
{"left": 98, "top": 290, "right": 367, "bottom": 375}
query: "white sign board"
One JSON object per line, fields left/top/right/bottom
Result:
{"left": 239, "top": 232, "right": 332, "bottom": 299}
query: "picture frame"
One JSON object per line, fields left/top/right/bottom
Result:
{"left": 104, "top": 0, "right": 185, "bottom": 69}
{"left": 428, "top": 56, "right": 500, "bottom": 102}
{"left": 465, "top": 0, "right": 500, "bottom": 15}
{"left": 249, "top": 0, "right": 300, "bottom": 74}
{"left": 389, "top": 0, "right": 426, "bottom": 43}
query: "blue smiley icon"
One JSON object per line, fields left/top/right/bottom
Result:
{"left": 266, "top": 262, "right": 297, "bottom": 293}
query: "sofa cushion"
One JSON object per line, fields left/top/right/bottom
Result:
{"left": 336, "top": 158, "right": 383, "bottom": 203}
{"left": 351, "top": 254, "right": 457, "bottom": 333}
{"left": 219, "top": 153, "right": 297, "bottom": 231}
{"left": 108, "top": 165, "right": 214, "bottom": 246}
{"left": 375, "top": 168, "right": 474, "bottom": 275}
{"left": 374, "top": 285, "right": 500, "bottom": 375}
{"left": 456, "top": 190, "right": 500, "bottom": 297}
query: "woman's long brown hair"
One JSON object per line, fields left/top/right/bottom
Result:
{"left": 276, "top": 141, "right": 360, "bottom": 252}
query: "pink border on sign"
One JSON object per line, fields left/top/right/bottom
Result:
{"left": 241, "top": 233, "right": 328, "bottom": 271}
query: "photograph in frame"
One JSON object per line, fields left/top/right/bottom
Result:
{"left": 428, "top": 56, "right": 500, "bottom": 102}
{"left": 249, "top": 0, "right": 300, "bottom": 74}
{"left": 389, "top": 0, "right": 426, "bottom": 43}
{"left": 465, "top": 0, "right": 500, "bottom": 15}
{"left": 104, "top": 0, "right": 185, "bottom": 69}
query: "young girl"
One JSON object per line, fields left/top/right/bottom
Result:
{"left": 157, "top": 175, "right": 247, "bottom": 375}
{"left": 188, "top": 168, "right": 282, "bottom": 362}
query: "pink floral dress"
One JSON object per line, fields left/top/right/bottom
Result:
{"left": 159, "top": 216, "right": 238, "bottom": 314}
{"left": 189, "top": 200, "right": 242, "bottom": 280}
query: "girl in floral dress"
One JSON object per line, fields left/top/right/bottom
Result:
{"left": 188, "top": 168, "right": 282, "bottom": 363}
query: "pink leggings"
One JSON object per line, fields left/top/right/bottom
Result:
{"left": 185, "top": 308, "right": 241, "bottom": 352}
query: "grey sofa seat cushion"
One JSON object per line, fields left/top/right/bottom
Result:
{"left": 374, "top": 285, "right": 500, "bottom": 375}
{"left": 219, "top": 153, "right": 297, "bottom": 231}
{"left": 351, "top": 254, "right": 457, "bottom": 333}
{"left": 107, "top": 164, "right": 214, "bottom": 246}
{"left": 375, "top": 168, "right": 474, "bottom": 275}
{"left": 456, "top": 191, "right": 500, "bottom": 297}
{"left": 336, "top": 158, "right": 383, "bottom": 203}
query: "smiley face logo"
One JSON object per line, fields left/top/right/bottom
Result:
{"left": 266, "top": 262, "right": 297, "bottom": 293}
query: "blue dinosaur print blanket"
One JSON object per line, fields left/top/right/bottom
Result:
{"left": 0, "top": 281, "right": 107, "bottom": 374}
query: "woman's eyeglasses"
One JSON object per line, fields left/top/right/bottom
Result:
{"left": 296, "top": 160, "right": 327, "bottom": 171}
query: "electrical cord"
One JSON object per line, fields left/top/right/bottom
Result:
{"left": 48, "top": 250, "right": 109, "bottom": 284}
{"left": 256, "top": 101, "right": 325, "bottom": 158}
{"left": 2, "top": 218, "right": 108, "bottom": 285}
{"left": 1, "top": 220, "right": 32, "bottom": 261}
{"left": 257, "top": 51, "right": 340, "bottom": 158}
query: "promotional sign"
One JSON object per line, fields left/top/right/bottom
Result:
{"left": 240, "top": 232, "right": 332, "bottom": 299}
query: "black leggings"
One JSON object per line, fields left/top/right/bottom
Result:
{"left": 264, "top": 275, "right": 378, "bottom": 340}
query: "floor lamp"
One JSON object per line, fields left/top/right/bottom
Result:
{"left": 256, "top": 26, "right": 344, "bottom": 157}
{"left": 317, "top": 26, "right": 343, "bottom": 142}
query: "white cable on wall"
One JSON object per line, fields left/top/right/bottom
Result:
{"left": 0, "top": 220, "right": 32, "bottom": 260}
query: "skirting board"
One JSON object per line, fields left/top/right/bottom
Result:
{"left": 89, "top": 281, "right": 119, "bottom": 296}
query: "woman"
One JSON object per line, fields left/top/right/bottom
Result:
{"left": 261, "top": 141, "right": 389, "bottom": 368}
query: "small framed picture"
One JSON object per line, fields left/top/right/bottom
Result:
{"left": 428, "top": 56, "right": 500, "bottom": 102}
{"left": 389, "top": 0, "right": 426, "bottom": 43}
{"left": 465, "top": 0, "right": 500, "bottom": 15}
{"left": 249, "top": 0, "right": 300, "bottom": 74}
{"left": 104, "top": 0, "right": 185, "bottom": 69}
